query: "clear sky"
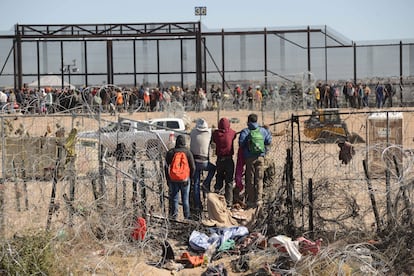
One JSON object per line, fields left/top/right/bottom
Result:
{"left": 1, "top": 0, "right": 413, "bottom": 41}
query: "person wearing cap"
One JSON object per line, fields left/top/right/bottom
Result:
{"left": 233, "top": 85, "right": 242, "bottom": 111}
{"left": 190, "top": 118, "right": 216, "bottom": 218}
{"left": 239, "top": 113, "right": 272, "bottom": 209}
{"left": 38, "top": 88, "right": 47, "bottom": 114}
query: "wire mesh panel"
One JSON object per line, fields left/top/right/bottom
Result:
{"left": 0, "top": 109, "right": 411, "bottom": 274}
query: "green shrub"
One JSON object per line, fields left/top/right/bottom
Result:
{"left": 0, "top": 230, "right": 55, "bottom": 275}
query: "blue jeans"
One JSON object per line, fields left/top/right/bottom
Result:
{"left": 193, "top": 161, "right": 216, "bottom": 210}
{"left": 168, "top": 180, "right": 190, "bottom": 219}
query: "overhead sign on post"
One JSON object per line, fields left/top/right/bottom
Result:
{"left": 194, "top": 6, "right": 207, "bottom": 16}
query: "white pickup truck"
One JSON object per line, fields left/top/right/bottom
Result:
{"left": 78, "top": 117, "right": 188, "bottom": 159}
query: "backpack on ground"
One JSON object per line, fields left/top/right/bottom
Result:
{"left": 169, "top": 151, "right": 190, "bottom": 182}
{"left": 248, "top": 128, "right": 265, "bottom": 154}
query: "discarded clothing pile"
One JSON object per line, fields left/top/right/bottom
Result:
{"left": 268, "top": 235, "right": 322, "bottom": 262}
{"left": 157, "top": 223, "right": 323, "bottom": 274}
{"left": 185, "top": 228, "right": 322, "bottom": 273}
{"left": 189, "top": 226, "right": 249, "bottom": 253}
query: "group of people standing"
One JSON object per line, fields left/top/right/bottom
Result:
{"left": 313, "top": 81, "right": 395, "bottom": 109}
{"left": 232, "top": 85, "right": 270, "bottom": 111}
{"left": 342, "top": 82, "right": 371, "bottom": 109}
{"left": 314, "top": 82, "right": 340, "bottom": 109}
{"left": 165, "top": 113, "right": 272, "bottom": 220}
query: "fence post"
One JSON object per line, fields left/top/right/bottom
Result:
{"left": 12, "top": 160, "right": 21, "bottom": 212}
{"left": 68, "top": 153, "right": 76, "bottom": 227}
{"left": 0, "top": 116, "right": 4, "bottom": 237}
{"left": 294, "top": 115, "right": 305, "bottom": 228}
{"left": 385, "top": 112, "right": 393, "bottom": 226}
{"left": 122, "top": 179, "right": 126, "bottom": 208}
{"left": 46, "top": 145, "right": 62, "bottom": 230}
{"left": 132, "top": 142, "right": 138, "bottom": 216}
{"left": 99, "top": 145, "right": 106, "bottom": 197}
{"left": 1, "top": 116, "right": 4, "bottom": 182}
{"left": 98, "top": 112, "right": 106, "bottom": 199}
{"left": 159, "top": 159, "right": 166, "bottom": 214}
{"left": 22, "top": 159, "right": 28, "bottom": 210}
{"left": 363, "top": 159, "right": 382, "bottom": 233}
{"left": 308, "top": 178, "right": 314, "bottom": 239}
{"left": 139, "top": 163, "right": 146, "bottom": 218}
{"left": 285, "top": 148, "right": 295, "bottom": 233}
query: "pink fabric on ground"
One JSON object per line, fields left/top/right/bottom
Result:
{"left": 235, "top": 147, "right": 245, "bottom": 191}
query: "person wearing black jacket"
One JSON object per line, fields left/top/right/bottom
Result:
{"left": 383, "top": 82, "right": 394, "bottom": 107}
{"left": 165, "top": 135, "right": 195, "bottom": 220}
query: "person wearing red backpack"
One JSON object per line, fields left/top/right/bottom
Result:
{"left": 165, "top": 135, "right": 195, "bottom": 220}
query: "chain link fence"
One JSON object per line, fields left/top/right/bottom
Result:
{"left": 260, "top": 108, "right": 414, "bottom": 239}
{"left": 0, "top": 108, "right": 412, "bottom": 267}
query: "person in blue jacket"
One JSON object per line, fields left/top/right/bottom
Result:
{"left": 238, "top": 113, "right": 272, "bottom": 209}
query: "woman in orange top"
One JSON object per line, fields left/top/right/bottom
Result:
{"left": 143, "top": 89, "right": 150, "bottom": 111}
{"left": 255, "top": 87, "right": 262, "bottom": 110}
{"left": 116, "top": 91, "right": 124, "bottom": 112}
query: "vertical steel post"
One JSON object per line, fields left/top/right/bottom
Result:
{"left": 36, "top": 40, "right": 40, "bottom": 90}
{"left": 221, "top": 29, "right": 225, "bottom": 97}
{"left": 307, "top": 26, "right": 311, "bottom": 74}
{"left": 399, "top": 41, "right": 403, "bottom": 81}
{"left": 399, "top": 41, "right": 403, "bottom": 106}
{"left": 262, "top": 28, "right": 268, "bottom": 125}
{"left": 106, "top": 39, "right": 113, "bottom": 85}
{"left": 84, "top": 40, "right": 88, "bottom": 87}
{"left": 132, "top": 142, "right": 138, "bottom": 216}
{"left": 308, "top": 178, "right": 314, "bottom": 239}
{"left": 60, "top": 41, "right": 64, "bottom": 89}
{"left": 203, "top": 38, "right": 207, "bottom": 91}
{"left": 296, "top": 117, "right": 305, "bottom": 228}
{"left": 385, "top": 112, "right": 392, "bottom": 226}
{"left": 1, "top": 117, "right": 5, "bottom": 183}
{"left": 46, "top": 146, "right": 62, "bottom": 230}
{"left": 0, "top": 116, "right": 4, "bottom": 236}
{"left": 180, "top": 39, "right": 184, "bottom": 89}
{"left": 98, "top": 112, "right": 106, "bottom": 198}
{"left": 195, "top": 21, "right": 203, "bottom": 90}
{"left": 353, "top": 42, "right": 357, "bottom": 85}
{"left": 157, "top": 40, "right": 160, "bottom": 87}
{"left": 324, "top": 25, "right": 327, "bottom": 82}
{"left": 133, "top": 40, "right": 137, "bottom": 87}
{"left": 15, "top": 24, "right": 23, "bottom": 90}
{"left": 139, "top": 163, "right": 146, "bottom": 218}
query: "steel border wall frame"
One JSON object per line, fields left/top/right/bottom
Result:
{"left": 1, "top": 22, "right": 413, "bottom": 91}
{"left": 4, "top": 23, "right": 348, "bottom": 91}
{"left": 16, "top": 22, "right": 201, "bottom": 38}
{"left": 13, "top": 22, "right": 203, "bottom": 90}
